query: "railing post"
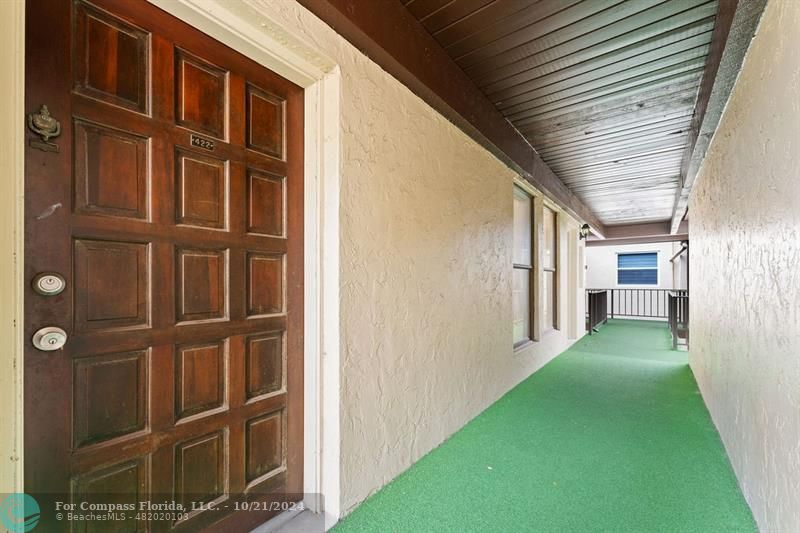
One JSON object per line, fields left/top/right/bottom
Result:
{"left": 589, "top": 292, "right": 593, "bottom": 336}
{"left": 685, "top": 294, "right": 690, "bottom": 349}
{"left": 670, "top": 294, "right": 678, "bottom": 350}
{"left": 587, "top": 291, "right": 593, "bottom": 336}
{"left": 610, "top": 290, "right": 614, "bottom": 319}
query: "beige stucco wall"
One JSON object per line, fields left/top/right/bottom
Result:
{"left": 689, "top": 0, "right": 800, "bottom": 531}
{"left": 251, "top": 0, "right": 586, "bottom": 515}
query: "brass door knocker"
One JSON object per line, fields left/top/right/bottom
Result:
{"left": 27, "top": 104, "right": 61, "bottom": 152}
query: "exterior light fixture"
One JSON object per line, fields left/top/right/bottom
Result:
{"left": 579, "top": 223, "right": 591, "bottom": 240}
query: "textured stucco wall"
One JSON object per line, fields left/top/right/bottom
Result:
{"left": 689, "top": 0, "right": 800, "bottom": 530}
{"left": 247, "top": 0, "right": 586, "bottom": 515}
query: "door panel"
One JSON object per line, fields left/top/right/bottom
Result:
{"left": 24, "top": 1, "right": 304, "bottom": 530}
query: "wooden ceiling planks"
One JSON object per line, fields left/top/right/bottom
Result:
{"left": 402, "top": 0, "right": 721, "bottom": 225}
{"left": 296, "top": 0, "right": 608, "bottom": 234}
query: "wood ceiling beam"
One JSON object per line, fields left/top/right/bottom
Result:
{"left": 295, "top": 0, "right": 606, "bottom": 237}
{"left": 670, "top": 0, "right": 769, "bottom": 234}
{"left": 586, "top": 233, "right": 689, "bottom": 247}
{"left": 586, "top": 221, "right": 688, "bottom": 247}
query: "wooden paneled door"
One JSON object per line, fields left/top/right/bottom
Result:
{"left": 24, "top": 0, "right": 303, "bottom": 530}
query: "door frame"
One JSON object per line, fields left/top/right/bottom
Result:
{"left": 0, "top": 0, "right": 343, "bottom": 527}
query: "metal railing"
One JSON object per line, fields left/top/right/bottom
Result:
{"left": 590, "top": 288, "right": 671, "bottom": 320}
{"left": 585, "top": 288, "right": 689, "bottom": 348}
{"left": 668, "top": 290, "right": 689, "bottom": 349}
{"left": 586, "top": 290, "right": 608, "bottom": 335}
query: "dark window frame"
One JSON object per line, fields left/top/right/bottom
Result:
{"left": 513, "top": 186, "right": 535, "bottom": 349}
{"left": 543, "top": 206, "right": 559, "bottom": 332}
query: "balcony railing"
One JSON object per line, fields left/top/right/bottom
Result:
{"left": 586, "top": 288, "right": 689, "bottom": 348}
{"left": 586, "top": 290, "right": 608, "bottom": 335}
{"left": 603, "top": 288, "right": 671, "bottom": 319}
{"left": 668, "top": 290, "right": 689, "bottom": 349}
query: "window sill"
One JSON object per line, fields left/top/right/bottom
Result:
{"left": 513, "top": 339, "right": 535, "bottom": 353}
{"left": 514, "top": 328, "right": 563, "bottom": 353}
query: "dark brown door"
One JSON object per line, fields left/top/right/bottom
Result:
{"left": 24, "top": 0, "right": 303, "bottom": 530}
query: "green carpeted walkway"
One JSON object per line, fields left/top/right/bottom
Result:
{"left": 333, "top": 320, "right": 755, "bottom": 533}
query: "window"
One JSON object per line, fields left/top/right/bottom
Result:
{"left": 542, "top": 206, "right": 558, "bottom": 331}
{"left": 617, "top": 252, "right": 658, "bottom": 285}
{"left": 513, "top": 186, "right": 533, "bottom": 346}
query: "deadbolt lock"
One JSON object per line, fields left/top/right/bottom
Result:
{"left": 32, "top": 272, "right": 66, "bottom": 296}
{"left": 32, "top": 326, "right": 68, "bottom": 351}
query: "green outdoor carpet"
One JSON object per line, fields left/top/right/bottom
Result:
{"left": 333, "top": 320, "right": 755, "bottom": 533}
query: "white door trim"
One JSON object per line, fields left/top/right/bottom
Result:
{"left": 0, "top": 0, "right": 26, "bottom": 497}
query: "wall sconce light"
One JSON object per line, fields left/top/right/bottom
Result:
{"left": 579, "top": 223, "right": 591, "bottom": 240}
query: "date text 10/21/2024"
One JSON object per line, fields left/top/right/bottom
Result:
{"left": 53, "top": 499, "right": 306, "bottom": 514}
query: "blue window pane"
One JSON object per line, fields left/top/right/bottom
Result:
{"left": 618, "top": 252, "right": 657, "bottom": 268}
{"left": 618, "top": 269, "right": 657, "bottom": 285}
